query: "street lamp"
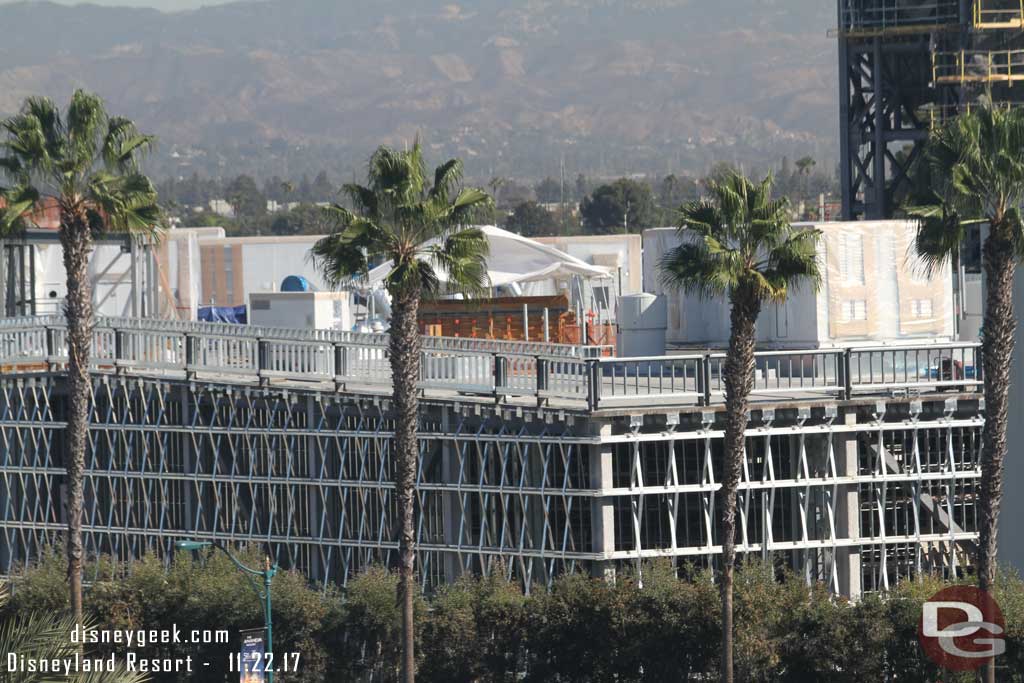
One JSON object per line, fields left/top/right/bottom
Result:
{"left": 175, "top": 540, "right": 278, "bottom": 683}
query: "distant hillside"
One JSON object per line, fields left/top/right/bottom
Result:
{"left": 0, "top": 0, "right": 838, "bottom": 180}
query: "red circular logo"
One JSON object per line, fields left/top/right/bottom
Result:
{"left": 918, "top": 586, "right": 1005, "bottom": 672}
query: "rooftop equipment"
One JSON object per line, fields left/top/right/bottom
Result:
{"left": 280, "top": 275, "right": 312, "bottom": 292}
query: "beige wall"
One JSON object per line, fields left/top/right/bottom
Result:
{"left": 198, "top": 234, "right": 327, "bottom": 307}
{"left": 534, "top": 234, "right": 643, "bottom": 294}
{"left": 643, "top": 221, "right": 954, "bottom": 347}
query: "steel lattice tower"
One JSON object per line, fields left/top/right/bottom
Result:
{"left": 838, "top": 1, "right": 1024, "bottom": 219}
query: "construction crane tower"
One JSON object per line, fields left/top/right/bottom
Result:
{"left": 838, "top": 0, "right": 1024, "bottom": 219}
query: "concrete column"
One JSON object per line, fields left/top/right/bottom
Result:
{"left": 835, "top": 408, "right": 862, "bottom": 599}
{"left": 130, "top": 240, "right": 140, "bottom": 318}
{"left": 147, "top": 243, "right": 159, "bottom": 318}
{"left": 589, "top": 422, "right": 616, "bottom": 581}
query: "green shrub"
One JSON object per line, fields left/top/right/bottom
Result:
{"left": 617, "top": 560, "right": 719, "bottom": 680}
{"left": 419, "top": 571, "right": 528, "bottom": 683}
{"left": 4, "top": 549, "right": 1022, "bottom": 682}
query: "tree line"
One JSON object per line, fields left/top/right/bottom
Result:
{"left": 485, "top": 157, "right": 837, "bottom": 238}
{"left": 6, "top": 550, "right": 1023, "bottom": 683}
{"left": 158, "top": 171, "right": 337, "bottom": 210}
{"left": 154, "top": 156, "right": 839, "bottom": 238}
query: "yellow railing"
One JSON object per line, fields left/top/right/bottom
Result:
{"left": 933, "top": 49, "right": 1024, "bottom": 83}
{"left": 922, "top": 100, "right": 1024, "bottom": 129}
{"left": 974, "top": 0, "right": 1024, "bottom": 28}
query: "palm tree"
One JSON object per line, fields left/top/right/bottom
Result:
{"left": 659, "top": 172, "right": 820, "bottom": 683}
{"left": 311, "top": 143, "right": 491, "bottom": 683}
{"left": 794, "top": 156, "right": 816, "bottom": 176}
{"left": 905, "top": 101, "right": 1024, "bottom": 683}
{"left": 0, "top": 91, "right": 160, "bottom": 627}
{"left": 0, "top": 584, "right": 146, "bottom": 683}
{"left": 795, "top": 156, "right": 816, "bottom": 198}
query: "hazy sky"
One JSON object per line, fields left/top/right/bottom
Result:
{"left": 3, "top": 0, "right": 235, "bottom": 9}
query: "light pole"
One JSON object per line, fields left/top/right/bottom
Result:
{"left": 175, "top": 540, "right": 277, "bottom": 683}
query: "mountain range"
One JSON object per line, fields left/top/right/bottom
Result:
{"left": 0, "top": 0, "right": 839, "bottom": 181}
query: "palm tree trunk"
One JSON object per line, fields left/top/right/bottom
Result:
{"left": 978, "top": 230, "right": 1016, "bottom": 683}
{"left": 389, "top": 289, "right": 421, "bottom": 683}
{"left": 58, "top": 209, "right": 94, "bottom": 627}
{"left": 719, "top": 290, "right": 760, "bottom": 683}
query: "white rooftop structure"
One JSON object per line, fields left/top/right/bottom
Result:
{"left": 365, "top": 225, "right": 611, "bottom": 291}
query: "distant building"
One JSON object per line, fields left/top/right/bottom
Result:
{"left": 538, "top": 202, "right": 579, "bottom": 215}
{"left": 207, "top": 199, "right": 235, "bottom": 218}
{"left": 533, "top": 234, "right": 642, "bottom": 295}
{"left": 644, "top": 221, "right": 956, "bottom": 349}
{"left": 197, "top": 234, "right": 328, "bottom": 306}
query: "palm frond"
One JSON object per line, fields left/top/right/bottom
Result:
{"left": 678, "top": 200, "right": 721, "bottom": 238}
{"left": 762, "top": 228, "right": 822, "bottom": 301}
{"left": 387, "top": 257, "right": 439, "bottom": 298}
{"left": 314, "top": 145, "right": 495, "bottom": 301}
{"left": 430, "top": 158, "right": 463, "bottom": 203}
{"left": 368, "top": 144, "right": 425, "bottom": 206}
{"left": 0, "top": 154, "right": 27, "bottom": 184}
{"left": 661, "top": 171, "right": 821, "bottom": 306}
{"left": 343, "top": 183, "right": 379, "bottom": 218}
{"left": 902, "top": 99, "right": 1024, "bottom": 275}
{"left": 1, "top": 92, "right": 160, "bottom": 240}
{"left": 426, "top": 227, "right": 491, "bottom": 298}
{"left": 0, "top": 184, "right": 39, "bottom": 234}
{"left": 3, "top": 112, "right": 55, "bottom": 178}
{"left": 660, "top": 241, "right": 734, "bottom": 300}
{"left": 444, "top": 187, "right": 492, "bottom": 227}
{"left": 21, "top": 96, "right": 63, "bottom": 166}
{"left": 86, "top": 171, "right": 161, "bottom": 238}
{"left": 0, "top": 582, "right": 144, "bottom": 683}
{"left": 310, "top": 225, "right": 373, "bottom": 288}
{"left": 102, "top": 116, "right": 154, "bottom": 174}
{"left": 66, "top": 90, "right": 107, "bottom": 174}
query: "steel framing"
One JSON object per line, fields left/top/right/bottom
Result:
{"left": 0, "top": 316, "right": 982, "bottom": 596}
{"left": 0, "top": 374, "right": 980, "bottom": 598}
{"left": 837, "top": 0, "right": 1024, "bottom": 219}
{"left": 837, "top": 0, "right": 964, "bottom": 219}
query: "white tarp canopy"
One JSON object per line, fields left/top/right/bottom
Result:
{"left": 364, "top": 225, "right": 611, "bottom": 288}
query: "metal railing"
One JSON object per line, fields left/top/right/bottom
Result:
{"left": 974, "top": 0, "right": 1024, "bottom": 28}
{"left": 0, "top": 316, "right": 983, "bottom": 411}
{"left": 933, "top": 49, "right": 1024, "bottom": 85}
{"left": 922, "top": 100, "right": 1024, "bottom": 130}
{"left": 836, "top": 0, "right": 960, "bottom": 36}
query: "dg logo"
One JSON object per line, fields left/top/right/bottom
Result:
{"left": 918, "top": 585, "right": 1006, "bottom": 672}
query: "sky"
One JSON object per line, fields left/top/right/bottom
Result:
{"left": 2, "top": 0, "right": 235, "bottom": 9}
